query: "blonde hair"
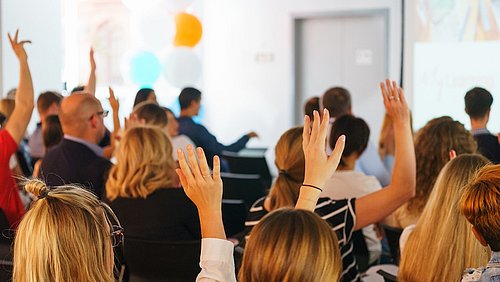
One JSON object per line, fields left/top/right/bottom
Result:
{"left": 460, "top": 164, "right": 500, "bottom": 252}
{"left": 13, "top": 179, "right": 118, "bottom": 282}
{"left": 106, "top": 126, "right": 177, "bottom": 200}
{"left": 399, "top": 154, "right": 490, "bottom": 282}
{"left": 268, "top": 127, "right": 304, "bottom": 210}
{"left": 239, "top": 208, "right": 341, "bottom": 282}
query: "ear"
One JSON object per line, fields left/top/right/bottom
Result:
{"left": 89, "top": 114, "right": 99, "bottom": 129}
{"left": 472, "top": 226, "right": 489, "bottom": 247}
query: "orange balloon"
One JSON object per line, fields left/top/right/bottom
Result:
{"left": 174, "top": 13, "right": 202, "bottom": 47}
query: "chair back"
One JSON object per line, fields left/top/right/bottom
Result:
{"left": 221, "top": 152, "right": 272, "bottom": 189}
{"left": 382, "top": 224, "right": 403, "bottom": 265}
{"left": 124, "top": 237, "right": 201, "bottom": 282}
{"left": 222, "top": 199, "right": 247, "bottom": 237}
{"left": 221, "top": 173, "right": 266, "bottom": 209}
{"left": 0, "top": 209, "right": 12, "bottom": 281}
{"left": 352, "top": 230, "right": 370, "bottom": 272}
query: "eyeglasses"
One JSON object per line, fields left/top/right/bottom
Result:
{"left": 110, "top": 225, "right": 124, "bottom": 247}
{"left": 97, "top": 110, "right": 109, "bottom": 118}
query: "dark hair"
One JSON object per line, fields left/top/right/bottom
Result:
{"left": 322, "top": 87, "right": 351, "bottom": 118}
{"left": 134, "top": 102, "right": 168, "bottom": 127}
{"left": 465, "top": 87, "right": 493, "bottom": 119}
{"left": 329, "top": 115, "right": 370, "bottom": 165}
{"left": 37, "top": 91, "right": 63, "bottom": 114}
{"left": 133, "top": 88, "right": 155, "bottom": 108}
{"left": 71, "top": 86, "right": 85, "bottom": 93}
{"left": 304, "top": 97, "right": 320, "bottom": 119}
{"left": 178, "top": 87, "right": 201, "bottom": 110}
{"left": 43, "top": 115, "right": 63, "bottom": 150}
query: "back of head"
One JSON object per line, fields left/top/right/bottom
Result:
{"left": 269, "top": 127, "right": 304, "bottom": 210}
{"left": 179, "top": 87, "right": 201, "bottom": 110}
{"left": 460, "top": 164, "right": 500, "bottom": 252}
{"left": 106, "top": 126, "right": 177, "bottom": 200}
{"left": 304, "top": 97, "right": 320, "bottom": 119}
{"left": 133, "top": 102, "right": 168, "bottom": 128}
{"left": 0, "top": 98, "right": 15, "bottom": 119}
{"left": 321, "top": 87, "right": 351, "bottom": 118}
{"left": 409, "top": 116, "right": 477, "bottom": 215}
{"left": 399, "top": 154, "right": 490, "bottom": 281}
{"left": 59, "top": 94, "right": 101, "bottom": 137}
{"left": 37, "top": 91, "right": 63, "bottom": 115}
{"left": 133, "top": 88, "right": 155, "bottom": 108}
{"left": 239, "top": 208, "right": 341, "bottom": 282}
{"left": 464, "top": 87, "right": 493, "bottom": 119}
{"left": 42, "top": 115, "right": 63, "bottom": 150}
{"left": 330, "top": 115, "right": 370, "bottom": 164}
{"left": 14, "top": 179, "right": 116, "bottom": 282}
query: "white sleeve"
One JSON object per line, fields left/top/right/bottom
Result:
{"left": 196, "top": 238, "right": 237, "bottom": 282}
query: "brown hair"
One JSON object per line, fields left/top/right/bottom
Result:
{"left": 321, "top": 87, "right": 351, "bottom": 118}
{"left": 42, "top": 115, "right": 63, "bottom": 150}
{"left": 399, "top": 154, "right": 490, "bottom": 281}
{"left": 304, "top": 97, "right": 320, "bottom": 119}
{"left": 106, "top": 126, "right": 177, "bottom": 200}
{"left": 268, "top": 127, "right": 304, "bottom": 210}
{"left": 407, "top": 116, "right": 477, "bottom": 215}
{"left": 133, "top": 102, "right": 168, "bottom": 128}
{"left": 329, "top": 115, "right": 370, "bottom": 164}
{"left": 37, "top": 91, "right": 62, "bottom": 114}
{"left": 239, "top": 208, "right": 341, "bottom": 282}
{"left": 460, "top": 164, "right": 500, "bottom": 252}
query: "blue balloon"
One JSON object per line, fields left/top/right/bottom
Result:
{"left": 130, "top": 51, "right": 162, "bottom": 87}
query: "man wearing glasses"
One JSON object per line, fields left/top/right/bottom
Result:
{"left": 40, "top": 93, "right": 111, "bottom": 199}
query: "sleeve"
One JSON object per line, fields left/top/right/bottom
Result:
{"left": 196, "top": 124, "right": 249, "bottom": 156}
{"left": 356, "top": 141, "right": 391, "bottom": 186}
{"left": 0, "top": 130, "right": 19, "bottom": 165}
{"left": 196, "top": 238, "right": 237, "bottom": 282}
{"left": 315, "top": 198, "right": 357, "bottom": 244}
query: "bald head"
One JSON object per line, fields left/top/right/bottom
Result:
{"left": 60, "top": 94, "right": 104, "bottom": 142}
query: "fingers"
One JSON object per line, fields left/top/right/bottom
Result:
{"left": 329, "top": 135, "right": 346, "bottom": 169}
{"left": 14, "top": 29, "right": 19, "bottom": 43}
{"left": 213, "top": 155, "right": 221, "bottom": 181}
{"left": 177, "top": 148, "right": 195, "bottom": 185}
{"left": 186, "top": 145, "right": 203, "bottom": 179}
{"left": 196, "top": 147, "right": 212, "bottom": 178}
{"left": 175, "top": 168, "right": 189, "bottom": 189}
{"left": 318, "top": 109, "right": 330, "bottom": 144}
{"left": 380, "top": 81, "right": 389, "bottom": 101}
{"left": 309, "top": 110, "right": 321, "bottom": 145}
{"left": 7, "top": 33, "right": 13, "bottom": 47}
{"left": 303, "top": 115, "right": 311, "bottom": 148}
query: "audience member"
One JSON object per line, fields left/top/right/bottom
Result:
{"left": 399, "top": 154, "right": 490, "bottom": 281}
{"left": 304, "top": 96, "right": 320, "bottom": 120}
{"left": 0, "top": 99, "right": 15, "bottom": 126}
{"left": 245, "top": 80, "right": 415, "bottom": 281}
{"left": 177, "top": 87, "right": 257, "bottom": 168}
{"left": 0, "top": 30, "right": 34, "bottom": 227}
{"left": 0, "top": 98, "right": 24, "bottom": 176}
{"left": 323, "top": 115, "right": 382, "bottom": 266}
{"left": 32, "top": 115, "right": 63, "bottom": 178}
{"left": 106, "top": 126, "right": 201, "bottom": 241}
{"left": 133, "top": 88, "right": 157, "bottom": 109}
{"left": 386, "top": 116, "right": 477, "bottom": 228}
{"left": 322, "top": 86, "right": 391, "bottom": 186}
{"left": 13, "top": 179, "right": 121, "bottom": 282}
{"left": 40, "top": 94, "right": 111, "bottom": 199}
{"left": 460, "top": 164, "right": 500, "bottom": 281}
{"left": 28, "top": 91, "right": 62, "bottom": 165}
{"left": 175, "top": 107, "right": 347, "bottom": 281}
{"left": 465, "top": 87, "right": 500, "bottom": 163}
{"left": 164, "top": 107, "right": 196, "bottom": 160}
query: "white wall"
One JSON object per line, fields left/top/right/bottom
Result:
{"left": 201, "top": 0, "right": 402, "bottom": 172}
{"left": 1, "top": 0, "right": 62, "bottom": 130}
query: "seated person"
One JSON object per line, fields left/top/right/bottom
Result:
{"left": 399, "top": 154, "right": 490, "bottom": 281}
{"left": 164, "top": 107, "right": 195, "bottom": 160}
{"left": 32, "top": 115, "right": 63, "bottom": 178}
{"left": 106, "top": 126, "right": 201, "bottom": 241}
{"left": 460, "top": 164, "right": 500, "bottom": 282}
{"left": 323, "top": 115, "right": 382, "bottom": 266}
{"left": 464, "top": 87, "right": 500, "bottom": 164}
{"left": 133, "top": 88, "right": 157, "bottom": 109}
{"left": 386, "top": 116, "right": 477, "bottom": 228}
{"left": 177, "top": 87, "right": 257, "bottom": 169}
{"left": 40, "top": 94, "right": 111, "bottom": 199}
{"left": 304, "top": 96, "right": 320, "bottom": 120}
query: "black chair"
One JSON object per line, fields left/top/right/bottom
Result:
{"left": 382, "top": 224, "right": 403, "bottom": 265}
{"left": 221, "top": 151, "right": 272, "bottom": 189}
{"left": 124, "top": 237, "right": 201, "bottom": 282}
{"left": 0, "top": 209, "right": 13, "bottom": 281}
{"left": 221, "top": 173, "right": 267, "bottom": 209}
{"left": 222, "top": 199, "right": 247, "bottom": 237}
{"left": 352, "top": 230, "right": 370, "bottom": 272}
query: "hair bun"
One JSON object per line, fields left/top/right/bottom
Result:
{"left": 24, "top": 179, "right": 49, "bottom": 198}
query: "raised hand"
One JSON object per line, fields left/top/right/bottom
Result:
{"left": 379, "top": 79, "right": 410, "bottom": 126}
{"left": 108, "top": 87, "right": 119, "bottom": 111}
{"left": 176, "top": 145, "right": 225, "bottom": 239}
{"left": 247, "top": 131, "right": 258, "bottom": 138}
{"left": 89, "top": 48, "right": 96, "bottom": 71}
{"left": 8, "top": 29, "right": 31, "bottom": 61}
{"left": 302, "top": 109, "right": 346, "bottom": 189}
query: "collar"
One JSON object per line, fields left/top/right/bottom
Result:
{"left": 64, "top": 134, "right": 104, "bottom": 157}
{"left": 471, "top": 128, "right": 490, "bottom": 136}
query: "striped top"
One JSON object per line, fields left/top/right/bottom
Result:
{"left": 244, "top": 197, "right": 360, "bottom": 282}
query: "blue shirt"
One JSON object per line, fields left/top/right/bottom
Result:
{"left": 463, "top": 251, "right": 500, "bottom": 282}
{"left": 177, "top": 116, "right": 250, "bottom": 168}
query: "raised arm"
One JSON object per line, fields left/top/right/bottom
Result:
{"left": 84, "top": 48, "right": 96, "bottom": 96}
{"left": 353, "top": 80, "right": 416, "bottom": 230}
{"left": 295, "top": 109, "right": 345, "bottom": 211}
{"left": 103, "top": 87, "right": 120, "bottom": 159}
{"left": 5, "top": 30, "right": 34, "bottom": 144}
